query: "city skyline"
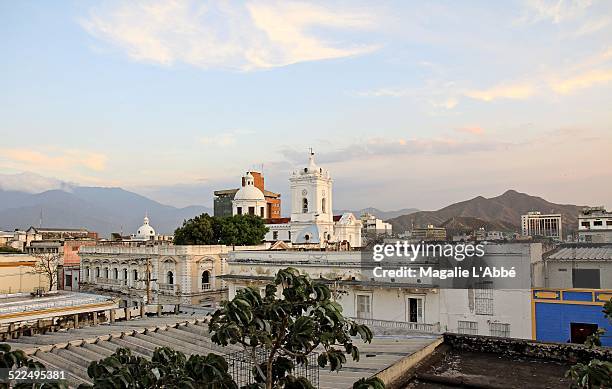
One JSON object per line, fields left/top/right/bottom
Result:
{"left": 1, "top": 0, "right": 612, "bottom": 211}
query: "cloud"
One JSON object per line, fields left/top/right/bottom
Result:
{"left": 520, "top": 0, "right": 594, "bottom": 24}
{"left": 280, "top": 136, "right": 511, "bottom": 165}
{"left": 550, "top": 68, "right": 612, "bottom": 93}
{"left": 464, "top": 82, "right": 536, "bottom": 101}
{"left": 457, "top": 126, "right": 485, "bottom": 135}
{"left": 1, "top": 148, "right": 107, "bottom": 172}
{"left": 81, "top": 0, "right": 379, "bottom": 71}
{"left": 199, "top": 130, "right": 255, "bottom": 147}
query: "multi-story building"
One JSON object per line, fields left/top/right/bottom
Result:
{"left": 521, "top": 211, "right": 562, "bottom": 241}
{"left": 214, "top": 171, "right": 282, "bottom": 219}
{"left": 223, "top": 242, "right": 542, "bottom": 340}
{"left": 578, "top": 207, "right": 612, "bottom": 243}
{"left": 532, "top": 244, "right": 612, "bottom": 346}
{"left": 409, "top": 225, "right": 447, "bottom": 242}
{"left": 0, "top": 253, "right": 50, "bottom": 294}
{"left": 79, "top": 243, "right": 265, "bottom": 308}
{"left": 361, "top": 213, "right": 392, "bottom": 236}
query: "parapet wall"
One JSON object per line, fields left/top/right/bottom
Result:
{"left": 443, "top": 333, "right": 612, "bottom": 363}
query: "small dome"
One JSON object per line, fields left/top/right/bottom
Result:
{"left": 136, "top": 215, "right": 156, "bottom": 238}
{"left": 234, "top": 172, "right": 265, "bottom": 201}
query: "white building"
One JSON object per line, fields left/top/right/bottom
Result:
{"left": 232, "top": 172, "right": 268, "bottom": 218}
{"left": 521, "top": 211, "right": 562, "bottom": 241}
{"left": 265, "top": 152, "right": 362, "bottom": 248}
{"left": 361, "top": 213, "right": 393, "bottom": 236}
{"left": 223, "top": 242, "right": 542, "bottom": 340}
{"left": 578, "top": 207, "right": 612, "bottom": 243}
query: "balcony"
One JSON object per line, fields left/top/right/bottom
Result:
{"left": 158, "top": 283, "right": 177, "bottom": 293}
{"left": 96, "top": 277, "right": 126, "bottom": 286}
{"left": 350, "top": 317, "right": 440, "bottom": 333}
{"left": 202, "top": 283, "right": 211, "bottom": 291}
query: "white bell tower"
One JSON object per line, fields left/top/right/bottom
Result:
{"left": 289, "top": 150, "right": 334, "bottom": 244}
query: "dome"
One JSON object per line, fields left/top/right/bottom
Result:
{"left": 294, "top": 225, "right": 321, "bottom": 244}
{"left": 234, "top": 172, "right": 265, "bottom": 201}
{"left": 136, "top": 215, "right": 156, "bottom": 238}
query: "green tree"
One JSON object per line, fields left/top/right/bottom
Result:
{"left": 173, "top": 214, "right": 268, "bottom": 246}
{"left": 173, "top": 214, "right": 216, "bottom": 245}
{"left": 0, "top": 343, "right": 66, "bottom": 389}
{"left": 208, "top": 267, "right": 377, "bottom": 389}
{"left": 0, "top": 246, "right": 22, "bottom": 253}
{"left": 81, "top": 347, "right": 237, "bottom": 389}
{"left": 565, "top": 300, "right": 612, "bottom": 388}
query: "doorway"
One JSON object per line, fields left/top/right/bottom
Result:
{"left": 570, "top": 322, "right": 598, "bottom": 344}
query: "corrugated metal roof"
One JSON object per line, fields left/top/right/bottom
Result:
{"left": 547, "top": 245, "right": 612, "bottom": 260}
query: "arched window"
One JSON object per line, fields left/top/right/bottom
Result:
{"left": 95, "top": 267, "right": 100, "bottom": 278}
{"left": 113, "top": 268, "right": 118, "bottom": 279}
{"left": 167, "top": 271, "right": 174, "bottom": 285}
{"left": 133, "top": 269, "right": 138, "bottom": 282}
{"left": 86, "top": 267, "right": 90, "bottom": 280}
{"left": 202, "top": 271, "right": 210, "bottom": 290}
{"left": 104, "top": 268, "right": 109, "bottom": 278}
{"left": 302, "top": 198, "right": 308, "bottom": 213}
{"left": 322, "top": 198, "right": 326, "bottom": 213}
{"left": 123, "top": 269, "right": 128, "bottom": 281}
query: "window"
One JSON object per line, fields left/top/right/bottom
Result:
{"left": 475, "top": 284, "right": 494, "bottom": 315}
{"left": 113, "top": 268, "right": 118, "bottom": 279}
{"left": 260, "top": 207, "right": 264, "bottom": 217}
{"left": 104, "top": 268, "right": 109, "bottom": 278}
{"left": 273, "top": 231, "right": 278, "bottom": 240}
{"left": 489, "top": 322, "right": 510, "bottom": 337}
{"left": 572, "top": 269, "right": 600, "bottom": 288}
{"left": 123, "top": 269, "right": 128, "bottom": 281}
{"left": 167, "top": 271, "right": 174, "bottom": 285}
{"left": 86, "top": 267, "right": 90, "bottom": 280}
{"left": 133, "top": 269, "right": 138, "bottom": 282}
{"left": 202, "top": 271, "right": 210, "bottom": 290}
{"left": 322, "top": 198, "right": 326, "bottom": 213}
{"left": 607, "top": 221, "right": 612, "bottom": 226}
{"left": 458, "top": 321, "right": 478, "bottom": 335}
{"left": 65, "top": 274, "right": 72, "bottom": 288}
{"left": 302, "top": 198, "right": 308, "bottom": 213}
{"left": 237, "top": 207, "right": 242, "bottom": 215}
{"left": 304, "top": 234, "right": 310, "bottom": 242}
{"left": 356, "top": 294, "right": 371, "bottom": 319}
{"left": 96, "top": 267, "right": 100, "bottom": 278}
{"left": 288, "top": 231, "right": 291, "bottom": 240}
{"left": 406, "top": 297, "right": 424, "bottom": 323}
{"left": 593, "top": 220, "right": 603, "bottom": 226}
{"left": 581, "top": 221, "right": 590, "bottom": 228}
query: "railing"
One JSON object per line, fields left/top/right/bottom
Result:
{"left": 0, "top": 296, "right": 112, "bottom": 315}
{"left": 350, "top": 317, "right": 440, "bottom": 333}
{"left": 158, "top": 283, "right": 177, "bottom": 292}
{"left": 202, "top": 283, "right": 211, "bottom": 290}
{"left": 96, "top": 277, "right": 126, "bottom": 286}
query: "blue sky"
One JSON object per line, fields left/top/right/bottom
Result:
{"left": 1, "top": 0, "right": 611, "bottom": 212}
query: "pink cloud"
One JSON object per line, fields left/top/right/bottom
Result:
{"left": 457, "top": 126, "right": 485, "bottom": 135}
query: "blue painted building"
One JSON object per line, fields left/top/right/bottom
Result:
{"left": 532, "top": 288, "right": 612, "bottom": 346}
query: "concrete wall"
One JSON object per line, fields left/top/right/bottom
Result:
{"left": 546, "top": 261, "right": 612, "bottom": 289}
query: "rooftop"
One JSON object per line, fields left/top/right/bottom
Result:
{"left": 546, "top": 244, "right": 612, "bottom": 260}
{"left": 5, "top": 314, "right": 439, "bottom": 389}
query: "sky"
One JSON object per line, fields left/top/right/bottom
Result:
{"left": 1, "top": 0, "right": 611, "bottom": 213}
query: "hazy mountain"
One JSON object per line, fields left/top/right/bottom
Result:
{"left": 441, "top": 216, "right": 518, "bottom": 236}
{"left": 386, "top": 190, "right": 585, "bottom": 236}
{"left": 0, "top": 186, "right": 211, "bottom": 238}
{"left": 334, "top": 207, "right": 419, "bottom": 220}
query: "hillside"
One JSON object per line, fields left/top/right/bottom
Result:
{"left": 334, "top": 207, "right": 419, "bottom": 220}
{"left": 387, "top": 190, "right": 585, "bottom": 236}
{"left": 0, "top": 187, "right": 211, "bottom": 238}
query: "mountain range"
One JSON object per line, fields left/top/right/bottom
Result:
{"left": 386, "top": 189, "right": 586, "bottom": 237}
{"left": 0, "top": 186, "right": 211, "bottom": 237}
{"left": 334, "top": 207, "right": 419, "bottom": 220}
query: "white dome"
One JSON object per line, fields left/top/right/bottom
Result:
{"left": 136, "top": 215, "right": 156, "bottom": 238}
{"left": 234, "top": 172, "right": 265, "bottom": 201}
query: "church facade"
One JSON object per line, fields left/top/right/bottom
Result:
{"left": 231, "top": 152, "right": 362, "bottom": 248}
